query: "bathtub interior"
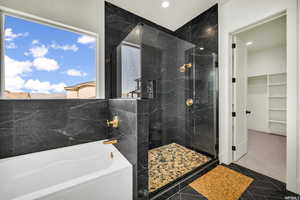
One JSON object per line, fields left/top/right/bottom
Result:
{"left": 0, "top": 141, "right": 132, "bottom": 200}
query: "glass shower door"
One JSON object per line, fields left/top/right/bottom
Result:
{"left": 116, "top": 24, "right": 218, "bottom": 195}
{"left": 139, "top": 25, "right": 216, "bottom": 194}
{"left": 188, "top": 52, "right": 218, "bottom": 158}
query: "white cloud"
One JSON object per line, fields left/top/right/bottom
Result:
{"left": 5, "top": 28, "right": 28, "bottom": 41}
{"left": 50, "top": 42, "right": 79, "bottom": 52}
{"left": 66, "top": 69, "right": 87, "bottom": 77}
{"left": 6, "top": 76, "right": 26, "bottom": 92}
{"left": 51, "top": 83, "right": 67, "bottom": 92}
{"left": 6, "top": 42, "right": 17, "bottom": 49}
{"left": 4, "top": 56, "right": 64, "bottom": 93}
{"left": 24, "top": 79, "right": 66, "bottom": 93}
{"left": 5, "top": 56, "right": 32, "bottom": 78}
{"left": 32, "top": 40, "right": 39, "bottom": 45}
{"left": 29, "top": 45, "right": 48, "bottom": 58}
{"left": 4, "top": 56, "right": 33, "bottom": 92}
{"left": 77, "top": 35, "right": 96, "bottom": 44}
{"left": 33, "top": 57, "right": 60, "bottom": 71}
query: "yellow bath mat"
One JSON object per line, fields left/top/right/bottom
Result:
{"left": 189, "top": 165, "right": 253, "bottom": 200}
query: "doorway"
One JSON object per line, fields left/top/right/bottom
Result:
{"left": 232, "top": 15, "right": 287, "bottom": 182}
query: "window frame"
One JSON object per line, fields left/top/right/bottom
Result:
{"left": 0, "top": 7, "right": 101, "bottom": 99}
{"left": 119, "top": 41, "right": 141, "bottom": 98}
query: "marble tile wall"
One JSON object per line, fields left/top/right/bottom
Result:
{"left": 175, "top": 5, "right": 218, "bottom": 54}
{"left": 108, "top": 99, "right": 149, "bottom": 200}
{"left": 139, "top": 31, "right": 193, "bottom": 150}
{"left": 105, "top": 2, "right": 174, "bottom": 98}
{"left": 107, "top": 2, "right": 219, "bottom": 157}
{"left": 0, "top": 99, "right": 108, "bottom": 159}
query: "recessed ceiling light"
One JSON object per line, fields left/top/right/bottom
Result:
{"left": 246, "top": 41, "right": 253, "bottom": 46}
{"left": 161, "top": 1, "right": 170, "bottom": 8}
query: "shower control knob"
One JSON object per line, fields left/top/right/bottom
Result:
{"left": 186, "top": 98, "right": 194, "bottom": 107}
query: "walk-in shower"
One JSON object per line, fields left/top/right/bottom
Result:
{"left": 117, "top": 23, "right": 218, "bottom": 197}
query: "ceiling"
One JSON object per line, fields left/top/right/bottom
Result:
{"left": 0, "top": 0, "right": 102, "bottom": 33}
{"left": 237, "top": 15, "right": 286, "bottom": 52}
{"left": 105, "top": 0, "right": 218, "bottom": 31}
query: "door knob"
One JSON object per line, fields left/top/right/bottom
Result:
{"left": 246, "top": 110, "right": 251, "bottom": 114}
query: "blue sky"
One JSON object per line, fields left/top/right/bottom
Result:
{"left": 4, "top": 15, "right": 96, "bottom": 94}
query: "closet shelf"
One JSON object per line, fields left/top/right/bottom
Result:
{"left": 269, "top": 120, "right": 286, "bottom": 124}
{"left": 268, "top": 83, "right": 286, "bottom": 86}
{"left": 248, "top": 72, "right": 286, "bottom": 136}
{"left": 269, "top": 96, "right": 286, "bottom": 98}
{"left": 269, "top": 108, "right": 286, "bottom": 111}
{"left": 248, "top": 74, "right": 268, "bottom": 78}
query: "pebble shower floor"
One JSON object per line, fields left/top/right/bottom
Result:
{"left": 148, "top": 143, "right": 211, "bottom": 192}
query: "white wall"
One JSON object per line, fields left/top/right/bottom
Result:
{"left": 0, "top": 0, "right": 105, "bottom": 98}
{"left": 247, "top": 46, "right": 286, "bottom": 134}
{"left": 247, "top": 76, "right": 268, "bottom": 132}
{"left": 219, "top": 0, "right": 298, "bottom": 193}
{"left": 248, "top": 45, "right": 286, "bottom": 77}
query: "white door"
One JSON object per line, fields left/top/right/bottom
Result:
{"left": 233, "top": 36, "right": 248, "bottom": 161}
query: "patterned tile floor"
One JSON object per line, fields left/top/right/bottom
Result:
{"left": 166, "top": 164, "right": 300, "bottom": 200}
{"left": 149, "top": 143, "right": 211, "bottom": 192}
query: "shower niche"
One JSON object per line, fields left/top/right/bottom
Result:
{"left": 117, "top": 23, "right": 218, "bottom": 199}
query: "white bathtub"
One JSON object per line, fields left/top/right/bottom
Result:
{"left": 0, "top": 141, "right": 132, "bottom": 200}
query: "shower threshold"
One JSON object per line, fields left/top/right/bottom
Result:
{"left": 148, "top": 143, "right": 213, "bottom": 194}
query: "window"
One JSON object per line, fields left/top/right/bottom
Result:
{"left": 3, "top": 14, "right": 97, "bottom": 99}
{"left": 120, "top": 42, "right": 141, "bottom": 98}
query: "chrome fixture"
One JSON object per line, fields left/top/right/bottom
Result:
{"left": 106, "top": 116, "right": 119, "bottom": 128}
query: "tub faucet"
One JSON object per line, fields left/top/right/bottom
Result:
{"left": 103, "top": 139, "right": 118, "bottom": 145}
{"left": 106, "top": 116, "right": 119, "bottom": 128}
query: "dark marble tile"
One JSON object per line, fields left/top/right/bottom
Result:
{"left": 109, "top": 99, "right": 138, "bottom": 113}
{"left": 152, "top": 185, "right": 180, "bottom": 200}
{"left": 108, "top": 99, "right": 149, "bottom": 200}
{"left": 0, "top": 99, "right": 109, "bottom": 159}
{"left": 164, "top": 164, "right": 300, "bottom": 200}
{"left": 168, "top": 194, "right": 180, "bottom": 200}
{"left": 180, "top": 186, "right": 207, "bottom": 200}
{"left": 175, "top": 5, "right": 218, "bottom": 54}
{"left": 227, "top": 164, "right": 299, "bottom": 200}
{"left": 0, "top": 101, "right": 13, "bottom": 128}
{"left": 0, "top": 131, "right": 13, "bottom": 157}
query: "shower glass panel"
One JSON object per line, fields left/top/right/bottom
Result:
{"left": 117, "top": 24, "right": 218, "bottom": 194}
